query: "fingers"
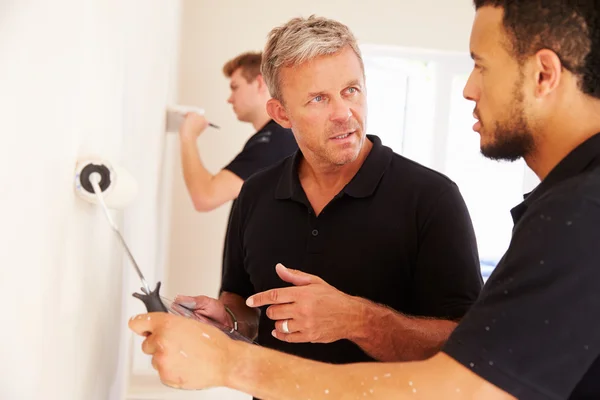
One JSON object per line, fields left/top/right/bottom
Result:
{"left": 246, "top": 264, "right": 326, "bottom": 307}
{"left": 274, "top": 319, "right": 299, "bottom": 334}
{"left": 246, "top": 286, "right": 298, "bottom": 307}
{"left": 265, "top": 303, "right": 295, "bottom": 321}
{"left": 184, "top": 112, "right": 206, "bottom": 121}
{"left": 180, "top": 113, "right": 209, "bottom": 139}
{"left": 128, "top": 313, "right": 165, "bottom": 336}
{"left": 174, "top": 295, "right": 197, "bottom": 309}
{"left": 271, "top": 329, "right": 306, "bottom": 343}
{"left": 188, "top": 113, "right": 208, "bottom": 130}
{"left": 150, "top": 354, "right": 183, "bottom": 389}
{"left": 151, "top": 355, "right": 160, "bottom": 371}
{"left": 162, "top": 381, "right": 182, "bottom": 390}
{"left": 175, "top": 295, "right": 213, "bottom": 310}
{"left": 182, "top": 297, "right": 230, "bottom": 327}
{"left": 169, "top": 303, "right": 193, "bottom": 317}
{"left": 141, "top": 334, "right": 163, "bottom": 355}
{"left": 275, "top": 263, "right": 322, "bottom": 286}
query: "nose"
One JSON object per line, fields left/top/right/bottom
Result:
{"left": 329, "top": 97, "right": 352, "bottom": 123}
{"left": 227, "top": 93, "right": 234, "bottom": 104}
{"left": 463, "top": 69, "right": 479, "bottom": 102}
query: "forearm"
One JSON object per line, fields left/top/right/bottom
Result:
{"left": 228, "top": 341, "right": 408, "bottom": 400}
{"left": 220, "top": 292, "right": 260, "bottom": 340}
{"left": 350, "top": 297, "right": 457, "bottom": 361}
{"left": 226, "top": 345, "right": 504, "bottom": 400}
{"left": 180, "top": 137, "right": 214, "bottom": 210}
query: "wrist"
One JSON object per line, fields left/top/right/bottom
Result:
{"left": 345, "top": 295, "right": 371, "bottom": 342}
{"left": 347, "top": 296, "right": 393, "bottom": 343}
{"left": 224, "top": 339, "right": 256, "bottom": 392}
{"left": 180, "top": 133, "right": 198, "bottom": 145}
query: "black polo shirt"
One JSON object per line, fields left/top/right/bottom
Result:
{"left": 222, "top": 135, "right": 483, "bottom": 364}
{"left": 444, "top": 132, "right": 600, "bottom": 399}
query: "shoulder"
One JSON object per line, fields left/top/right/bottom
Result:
{"left": 525, "top": 169, "right": 600, "bottom": 222}
{"left": 380, "top": 150, "right": 460, "bottom": 205}
{"left": 546, "top": 167, "right": 600, "bottom": 203}
{"left": 391, "top": 152, "right": 457, "bottom": 189}
{"left": 237, "top": 155, "right": 292, "bottom": 198}
{"left": 242, "top": 122, "right": 296, "bottom": 153}
{"left": 266, "top": 123, "right": 296, "bottom": 147}
{"left": 507, "top": 171, "right": 600, "bottom": 262}
{"left": 252, "top": 121, "right": 294, "bottom": 141}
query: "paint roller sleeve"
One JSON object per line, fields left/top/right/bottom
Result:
{"left": 74, "top": 158, "right": 138, "bottom": 210}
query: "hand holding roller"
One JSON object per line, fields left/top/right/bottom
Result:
{"left": 74, "top": 158, "right": 253, "bottom": 343}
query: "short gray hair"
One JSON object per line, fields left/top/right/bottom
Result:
{"left": 261, "top": 15, "right": 363, "bottom": 101}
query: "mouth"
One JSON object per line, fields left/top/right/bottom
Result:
{"left": 473, "top": 111, "right": 481, "bottom": 132}
{"left": 330, "top": 131, "right": 356, "bottom": 141}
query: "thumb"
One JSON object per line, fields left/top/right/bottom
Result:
{"left": 175, "top": 295, "right": 210, "bottom": 310}
{"left": 128, "top": 312, "right": 167, "bottom": 336}
{"left": 275, "top": 263, "right": 321, "bottom": 286}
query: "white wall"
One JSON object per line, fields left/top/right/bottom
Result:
{"left": 0, "top": 1, "right": 180, "bottom": 399}
{"left": 167, "top": 0, "right": 476, "bottom": 312}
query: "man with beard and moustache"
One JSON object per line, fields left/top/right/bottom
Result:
{"left": 167, "top": 15, "right": 483, "bottom": 371}
{"left": 473, "top": 72, "right": 534, "bottom": 162}
{"left": 131, "top": 2, "right": 600, "bottom": 399}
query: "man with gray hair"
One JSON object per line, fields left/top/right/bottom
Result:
{"left": 171, "top": 15, "right": 482, "bottom": 368}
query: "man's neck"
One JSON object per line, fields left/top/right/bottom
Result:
{"left": 526, "top": 100, "right": 600, "bottom": 181}
{"left": 250, "top": 107, "right": 272, "bottom": 131}
{"left": 299, "top": 138, "right": 373, "bottom": 197}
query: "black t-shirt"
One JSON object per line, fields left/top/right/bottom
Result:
{"left": 443, "top": 133, "right": 600, "bottom": 399}
{"left": 223, "top": 119, "right": 297, "bottom": 180}
{"left": 221, "top": 135, "right": 483, "bottom": 364}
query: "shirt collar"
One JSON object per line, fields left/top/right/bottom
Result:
{"left": 511, "top": 132, "right": 600, "bottom": 223}
{"left": 275, "top": 135, "right": 392, "bottom": 201}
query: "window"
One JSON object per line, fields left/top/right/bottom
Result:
{"left": 362, "top": 45, "right": 539, "bottom": 280}
{"left": 445, "top": 74, "right": 535, "bottom": 278}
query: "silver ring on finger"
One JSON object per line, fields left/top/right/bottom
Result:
{"left": 282, "top": 319, "right": 291, "bottom": 334}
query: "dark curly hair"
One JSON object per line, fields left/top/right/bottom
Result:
{"left": 474, "top": 0, "right": 600, "bottom": 99}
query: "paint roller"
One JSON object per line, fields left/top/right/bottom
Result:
{"left": 73, "top": 158, "right": 253, "bottom": 343}
{"left": 73, "top": 157, "right": 168, "bottom": 313}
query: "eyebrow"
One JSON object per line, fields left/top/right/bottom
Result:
{"left": 305, "top": 80, "right": 363, "bottom": 99}
{"left": 306, "top": 90, "right": 325, "bottom": 100}
{"left": 345, "top": 79, "right": 362, "bottom": 89}
{"left": 471, "top": 51, "right": 484, "bottom": 62}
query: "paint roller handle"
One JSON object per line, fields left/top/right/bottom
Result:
{"left": 132, "top": 281, "right": 169, "bottom": 313}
